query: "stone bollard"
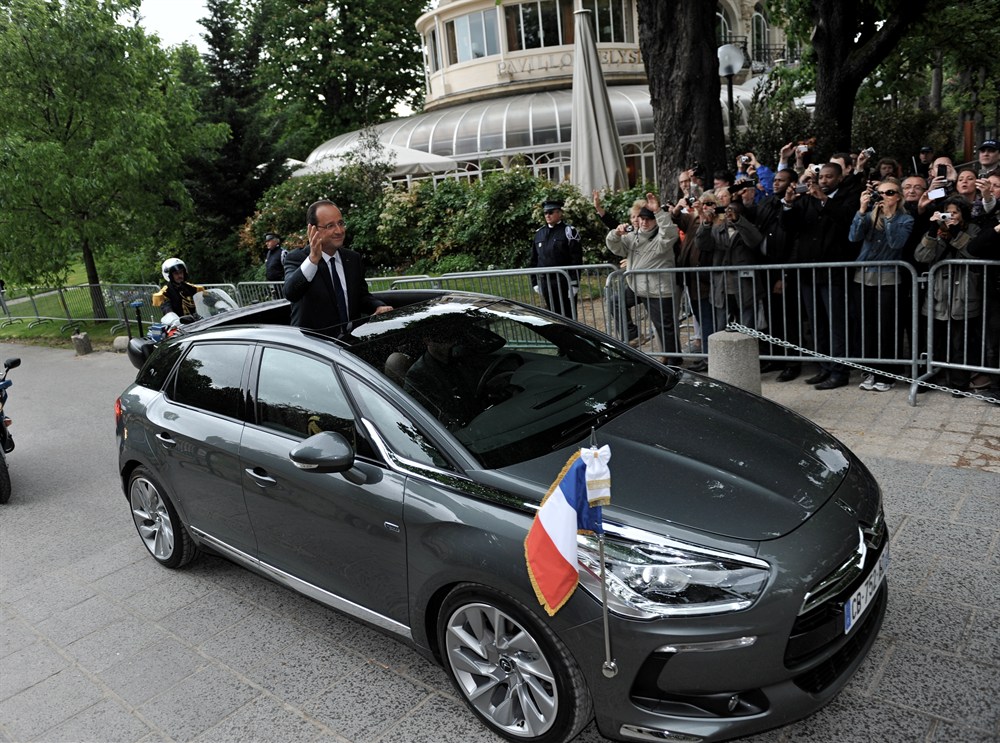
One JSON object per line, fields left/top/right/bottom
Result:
{"left": 707, "top": 330, "right": 760, "bottom": 395}
{"left": 71, "top": 332, "right": 93, "bottom": 356}
{"left": 112, "top": 336, "right": 130, "bottom": 353}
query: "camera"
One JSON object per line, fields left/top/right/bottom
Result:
{"left": 862, "top": 146, "right": 876, "bottom": 159}
{"left": 626, "top": 225, "right": 635, "bottom": 232}
{"left": 932, "top": 211, "right": 952, "bottom": 224}
{"left": 794, "top": 184, "right": 810, "bottom": 194}
{"left": 714, "top": 205, "right": 728, "bottom": 214}
{"left": 740, "top": 155, "right": 751, "bottom": 165}
{"left": 868, "top": 188, "right": 883, "bottom": 204}
{"left": 685, "top": 195, "right": 698, "bottom": 206}
{"left": 729, "top": 178, "right": 757, "bottom": 194}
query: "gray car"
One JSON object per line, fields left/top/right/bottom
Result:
{"left": 116, "top": 291, "right": 888, "bottom": 743}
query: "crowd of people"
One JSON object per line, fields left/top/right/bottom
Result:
{"left": 579, "top": 139, "right": 998, "bottom": 399}
{"left": 155, "top": 140, "right": 998, "bottom": 403}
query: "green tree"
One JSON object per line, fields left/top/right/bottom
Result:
{"left": 0, "top": 0, "right": 226, "bottom": 295}
{"left": 183, "top": 0, "right": 293, "bottom": 281}
{"left": 770, "top": 0, "right": 933, "bottom": 153}
{"left": 254, "top": 0, "right": 429, "bottom": 157}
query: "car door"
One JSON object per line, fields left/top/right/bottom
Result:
{"left": 152, "top": 341, "right": 256, "bottom": 556}
{"left": 239, "top": 345, "right": 409, "bottom": 625}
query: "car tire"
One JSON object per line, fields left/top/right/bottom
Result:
{"left": 0, "top": 451, "right": 10, "bottom": 504}
{"left": 128, "top": 467, "right": 197, "bottom": 568}
{"left": 438, "top": 584, "right": 592, "bottom": 743}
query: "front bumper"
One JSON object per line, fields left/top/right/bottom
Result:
{"left": 564, "top": 469, "right": 888, "bottom": 742}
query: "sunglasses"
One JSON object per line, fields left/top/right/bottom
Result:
{"left": 878, "top": 189, "right": 899, "bottom": 196}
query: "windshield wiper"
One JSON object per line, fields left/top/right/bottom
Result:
{"left": 532, "top": 385, "right": 583, "bottom": 409}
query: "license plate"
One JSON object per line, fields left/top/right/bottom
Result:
{"left": 844, "top": 545, "right": 889, "bottom": 634}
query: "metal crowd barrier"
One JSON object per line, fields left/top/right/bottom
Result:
{"left": 388, "top": 265, "right": 617, "bottom": 327}
{"left": 602, "top": 260, "right": 998, "bottom": 405}
{"left": 917, "top": 259, "right": 998, "bottom": 403}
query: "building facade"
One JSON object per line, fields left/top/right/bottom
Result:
{"left": 300, "top": 1, "right": 795, "bottom": 186}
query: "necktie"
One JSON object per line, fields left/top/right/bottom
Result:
{"left": 329, "top": 258, "right": 349, "bottom": 326}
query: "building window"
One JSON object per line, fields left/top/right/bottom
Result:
{"left": 426, "top": 28, "right": 441, "bottom": 74}
{"left": 716, "top": 6, "right": 732, "bottom": 45}
{"left": 505, "top": 0, "right": 574, "bottom": 52}
{"left": 581, "top": 0, "right": 635, "bottom": 43}
{"left": 445, "top": 9, "right": 500, "bottom": 65}
{"left": 751, "top": 6, "right": 770, "bottom": 65}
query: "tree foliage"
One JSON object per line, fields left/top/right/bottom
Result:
{"left": 768, "top": 0, "right": 934, "bottom": 153}
{"left": 0, "top": 0, "right": 226, "bottom": 289}
{"left": 253, "top": 0, "right": 429, "bottom": 158}
{"left": 178, "top": 0, "right": 292, "bottom": 282}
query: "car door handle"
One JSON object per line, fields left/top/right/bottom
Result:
{"left": 155, "top": 432, "right": 176, "bottom": 448}
{"left": 245, "top": 467, "right": 277, "bottom": 487}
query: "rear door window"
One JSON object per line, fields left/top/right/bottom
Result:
{"left": 169, "top": 343, "right": 249, "bottom": 419}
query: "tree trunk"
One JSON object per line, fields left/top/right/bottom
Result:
{"left": 809, "top": 0, "right": 932, "bottom": 154}
{"left": 81, "top": 237, "right": 108, "bottom": 320}
{"left": 637, "top": 0, "right": 725, "bottom": 198}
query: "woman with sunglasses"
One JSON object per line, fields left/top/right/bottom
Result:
{"left": 848, "top": 177, "right": 914, "bottom": 391}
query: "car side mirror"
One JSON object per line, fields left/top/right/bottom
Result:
{"left": 289, "top": 431, "right": 356, "bottom": 473}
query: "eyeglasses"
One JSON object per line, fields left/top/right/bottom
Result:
{"left": 316, "top": 220, "right": 345, "bottom": 230}
{"left": 877, "top": 189, "right": 899, "bottom": 196}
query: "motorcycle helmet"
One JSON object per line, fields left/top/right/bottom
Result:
{"left": 161, "top": 257, "right": 187, "bottom": 281}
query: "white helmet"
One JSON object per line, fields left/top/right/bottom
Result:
{"left": 161, "top": 257, "right": 186, "bottom": 281}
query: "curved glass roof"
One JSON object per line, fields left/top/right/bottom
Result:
{"left": 306, "top": 84, "right": 654, "bottom": 165}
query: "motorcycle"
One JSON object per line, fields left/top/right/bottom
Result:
{"left": 0, "top": 357, "right": 22, "bottom": 504}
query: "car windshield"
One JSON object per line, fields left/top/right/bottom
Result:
{"left": 193, "top": 288, "right": 240, "bottom": 318}
{"left": 346, "top": 295, "right": 675, "bottom": 468}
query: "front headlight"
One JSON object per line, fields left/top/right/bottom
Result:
{"left": 577, "top": 534, "right": 770, "bottom": 619}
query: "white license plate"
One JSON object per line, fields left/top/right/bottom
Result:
{"left": 844, "top": 545, "right": 889, "bottom": 634}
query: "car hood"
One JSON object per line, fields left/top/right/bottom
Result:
{"left": 498, "top": 375, "right": 851, "bottom": 542}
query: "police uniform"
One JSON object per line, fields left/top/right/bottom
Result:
{"left": 530, "top": 199, "right": 582, "bottom": 318}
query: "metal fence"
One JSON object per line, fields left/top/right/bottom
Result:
{"left": 602, "top": 260, "right": 999, "bottom": 404}
{"left": 2, "top": 263, "right": 996, "bottom": 406}
{"left": 389, "top": 265, "right": 618, "bottom": 329}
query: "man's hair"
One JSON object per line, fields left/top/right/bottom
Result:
{"left": 306, "top": 199, "right": 340, "bottom": 226}
{"left": 822, "top": 162, "right": 844, "bottom": 177}
{"left": 713, "top": 169, "right": 734, "bottom": 185}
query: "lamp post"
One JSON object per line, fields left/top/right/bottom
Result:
{"left": 717, "top": 44, "right": 746, "bottom": 138}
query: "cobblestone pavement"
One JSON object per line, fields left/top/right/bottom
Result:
{"left": 0, "top": 346, "right": 997, "bottom": 743}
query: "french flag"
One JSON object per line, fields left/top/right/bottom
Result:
{"left": 525, "top": 446, "right": 611, "bottom": 616}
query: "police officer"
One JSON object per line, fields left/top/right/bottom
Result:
{"left": 264, "top": 233, "right": 285, "bottom": 282}
{"left": 530, "top": 199, "right": 582, "bottom": 318}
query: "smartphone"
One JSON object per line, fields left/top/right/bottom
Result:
{"left": 927, "top": 187, "right": 947, "bottom": 200}
{"left": 794, "top": 184, "right": 810, "bottom": 194}
{"left": 715, "top": 205, "right": 727, "bottom": 214}
{"left": 936, "top": 164, "right": 947, "bottom": 178}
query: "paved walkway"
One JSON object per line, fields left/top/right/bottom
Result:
{"left": 0, "top": 346, "right": 997, "bottom": 743}
{"left": 758, "top": 366, "right": 1000, "bottom": 474}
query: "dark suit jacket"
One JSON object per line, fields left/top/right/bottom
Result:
{"left": 283, "top": 247, "right": 385, "bottom": 332}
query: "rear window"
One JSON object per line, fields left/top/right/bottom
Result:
{"left": 169, "top": 343, "right": 249, "bottom": 419}
{"left": 135, "top": 343, "right": 183, "bottom": 391}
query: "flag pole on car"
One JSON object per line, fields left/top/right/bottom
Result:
{"left": 524, "top": 434, "right": 617, "bottom": 675}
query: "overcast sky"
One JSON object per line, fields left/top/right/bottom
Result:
{"left": 139, "top": 0, "right": 208, "bottom": 51}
